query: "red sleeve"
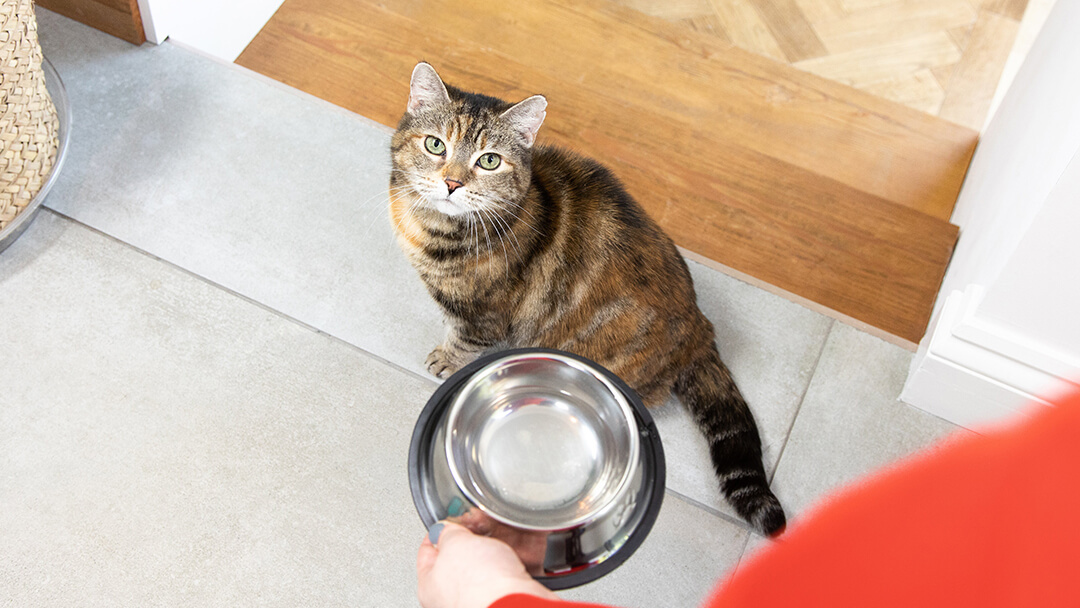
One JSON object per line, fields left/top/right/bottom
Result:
{"left": 491, "top": 390, "right": 1080, "bottom": 608}
{"left": 706, "top": 388, "right": 1080, "bottom": 608}
{"left": 488, "top": 593, "right": 612, "bottom": 608}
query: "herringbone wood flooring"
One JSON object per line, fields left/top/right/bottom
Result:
{"left": 616, "top": 0, "right": 1027, "bottom": 129}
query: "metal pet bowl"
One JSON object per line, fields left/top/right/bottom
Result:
{"left": 409, "top": 348, "right": 665, "bottom": 590}
{"left": 0, "top": 57, "right": 72, "bottom": 254}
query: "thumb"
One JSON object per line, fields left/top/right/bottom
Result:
{"left": 432, "top": 520, "right": 476, "bottom": 545}
{"left": 417, "top": 521, "right": 470, "bottom": 576}
{"left": 417, "top": 535, "right": 438, "bottom": 578}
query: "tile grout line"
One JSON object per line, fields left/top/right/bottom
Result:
{"left": 665, "top": 488, "right": 766, "bottom": 578}
{"left": 663, "top": 487, "right": 755, "bottom": 533}
{"left": 732, "top": 531, "right": 759, "bottom": 573}
{"left": 766, "top": 318, "right": 837, "bottom": 485}
{"left": 721, "top": 321, "right": 843, "bottom": 579}
{"left": 39, "top": 206, "right": 441, "bottom": 390}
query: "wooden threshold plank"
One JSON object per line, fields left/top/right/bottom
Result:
{"left": 37, "top": 0, "right": 145, "bottom": 45}
{"left": 238, "top": 0, "right": 959, "bottom": 343}
{"left": 364, "top": 0, "right": 977, "bottom": 222}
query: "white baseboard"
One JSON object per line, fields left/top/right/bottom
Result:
{"left": 902, "top": 286, "right": 1078, "bottom": 431}
{"left": 135, "top": 0, "right": 162, "bottom": 43}
{"left": 133, "top": 0, "right": 284, "bottom": 61}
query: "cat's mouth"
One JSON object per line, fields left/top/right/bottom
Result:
{"left": 429, "top": 193, "right": 471, "bottom": 217}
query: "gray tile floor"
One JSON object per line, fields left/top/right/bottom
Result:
{"left": 0, "top": 10, "right": 963, "bottom": 607}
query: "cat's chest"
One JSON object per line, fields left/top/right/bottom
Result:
{"left": 394, "top": 221, "right": 516, "bottom": 285}
{"left": 419, "top": 267, "right": 510, "bottom": 301}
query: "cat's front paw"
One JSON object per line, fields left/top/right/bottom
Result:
{"left": 425, "top": 345, "right": 462, "bottom": 379}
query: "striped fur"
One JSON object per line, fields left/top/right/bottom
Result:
{"left": 389, "top": 63, "right": 785, "bottom": 535}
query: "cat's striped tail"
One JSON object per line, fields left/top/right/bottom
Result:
{"left": 673, "top": 347, "right": 787, "bottom": 536}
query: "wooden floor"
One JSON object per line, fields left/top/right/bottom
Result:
{"left": 38, "top": 0, "right": 146, "bottom": 45}
{"left": 237, "top": 0, "right": 980, "bottom": 346}
{"left": 619, "top": 0, "right": 1028, "bottom": 130}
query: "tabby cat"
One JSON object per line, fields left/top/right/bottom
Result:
{"left": 390, "top": 62, "right": 786, "bottom": 536}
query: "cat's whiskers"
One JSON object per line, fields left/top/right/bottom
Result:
{"left": 393, "top": 182, "right": 436, "bottom": 238}
{"left": 355, "top": 182, "right": 410, "bottom": 218}
{"left": 476, "top": 201, "right": 523, "bottom": 275}
{"left": 471, "top": 201, "right": 497, "bottom": 266}
{"left": 359, "top": 168, "right": 418, "bottom": 227}
{"left": 486, "top": 193, "right": 544, "bottom": 237}
{"left": 390, "top": 188, "right": 428, "bottom": 213}
{"left": 360, "top": 185, "right": 416, "bottom": 238}
{"left": 468, "top": 212, "right": 482, "bottom": 274}
{"left": 474, "top": 195, "right": 529, "bottom": 266}
{"left": 491, "top": 208, "right": 525, "bottom": 264}
{"left": 474, "top": 204, "right": 512, "bottom": 278}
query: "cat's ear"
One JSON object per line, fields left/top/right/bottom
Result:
{"left": 408, "top": 62, "right": 451, "bottom": 114}
{"left": 500, "top": 95, "right": 547, "bottom": 148}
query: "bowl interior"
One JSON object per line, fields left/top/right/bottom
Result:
{"left": 445, "top": 353, "right": 639, "bottom": 530}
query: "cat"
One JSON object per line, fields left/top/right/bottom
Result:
{"left": 390, "top": 62, "right": 786, "bottom": 536}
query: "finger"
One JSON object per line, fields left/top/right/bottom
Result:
{"left": 416, "top": 539, "right": 438, "bottom": 577}
{"left": 417, "top": 520, "right": 448, "bottom": 575}
{"left": 427, "top": 522, "right": 446, "bottom": 546}
{"left": 430, "top": 520, "right": 472, "bottom": 548}
{"left": 455, "top": 509, "right": 496, "bottom": 536}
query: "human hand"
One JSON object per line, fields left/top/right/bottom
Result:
{"left": 417, "top": 521, "right": 559, "bottom": 608}
{"left": 453, "top": 508, "right": 550, "bottom": 576}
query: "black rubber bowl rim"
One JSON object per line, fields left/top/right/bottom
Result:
{"left": 407, "top": 347, "right": 666, "bottom": 590}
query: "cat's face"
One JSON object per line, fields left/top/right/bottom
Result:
{"left": 391, "top": 63, "right": 546, "bottom": 218}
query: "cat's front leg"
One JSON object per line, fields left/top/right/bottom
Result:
{"left": 425, "top": 327, "right": 488, "bottom": 379}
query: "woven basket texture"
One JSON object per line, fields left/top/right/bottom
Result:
{"left": 0, "top": 0, "right": 58, "bottom": 230}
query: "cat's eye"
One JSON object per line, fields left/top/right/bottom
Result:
{"left": 477, "top": 153, "right": 502, "bottom": 171}
{"left": 424, "top": 136, "right": 446, "bottom": 156}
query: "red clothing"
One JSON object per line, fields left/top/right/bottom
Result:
{"left": 492, "top": 388, "right": 1080, "bottom": 608}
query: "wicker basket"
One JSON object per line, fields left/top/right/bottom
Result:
{"left": 0, "top": 0, "right": 59, "bottom": 232}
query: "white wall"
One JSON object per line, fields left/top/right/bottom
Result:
{"left": 984, "top": 0, "right": 1057, "bottom": 129}
{"left": 903, "top": 0, "right": 1080, "bottom": 429}
{"left": 136, "top": 0, "right": 284, "bottom": 61}
{"left": 979, "top": 152, "right": 1080, "bottom": 359}
{"left": 934, "top": 0, "right": 1079, "bottom": 317}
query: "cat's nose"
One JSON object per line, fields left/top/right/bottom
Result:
{"left": 444, "top": 179, "right": 464, "bottom": 194}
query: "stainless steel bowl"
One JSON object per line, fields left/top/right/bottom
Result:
{"left": 409, "top": 349, "right": 665, "bottom": 590}
{"left": 0, "top": 57, "right": 71, "bottom": 254}
{"left": 445, "top": 353, "right": 640, "bottom": 531}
